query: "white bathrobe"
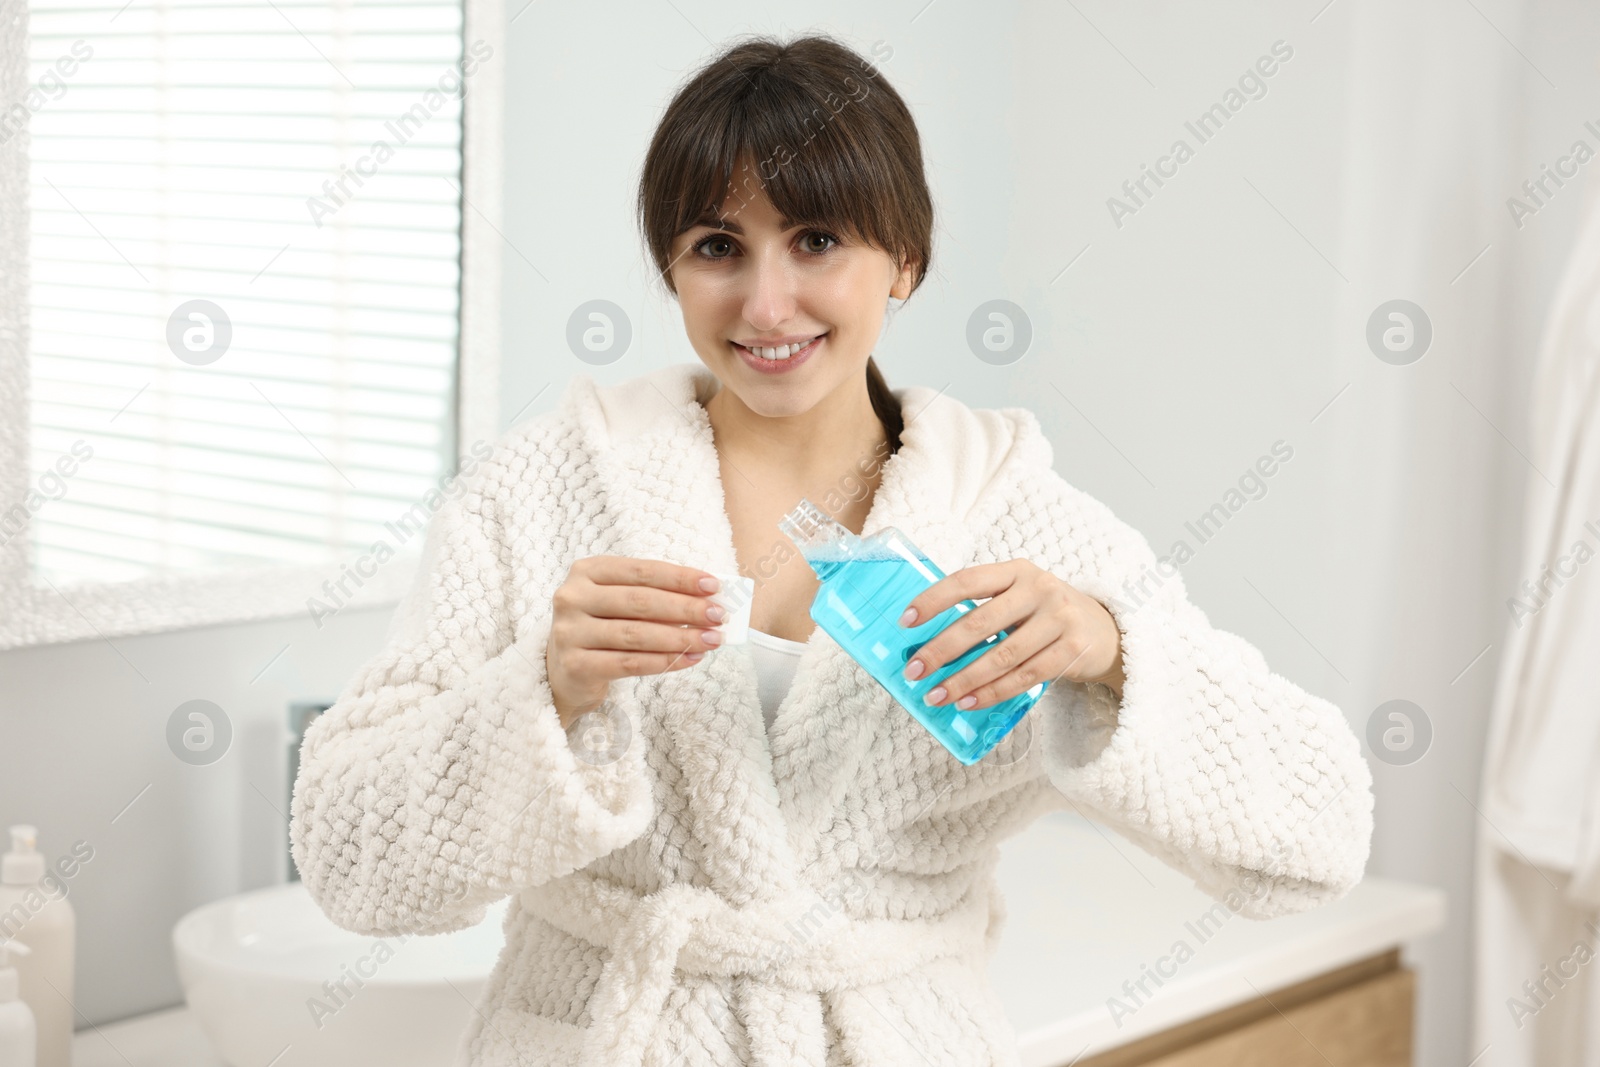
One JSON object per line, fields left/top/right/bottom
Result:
{"left": 1474, "top": 177, "right": 1600, "bottom": 1062}
{"left": 288, "top": 361, "right": 1375, "bottom": 1067}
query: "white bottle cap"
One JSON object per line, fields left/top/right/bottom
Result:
{"left": 0, "top": 939, "right": 30, "bottom": 1002}
{"left": 1, "top": 826, "right": 45, "bottom": 886}
{"left": 706, "top": 573, "right": 755, "bottom": 646}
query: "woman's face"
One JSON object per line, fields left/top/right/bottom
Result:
{"left": 667, "top": 164, "right": 916, "bottom": 419}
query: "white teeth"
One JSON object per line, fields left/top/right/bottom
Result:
{"left": 744, "top": 336, "right": 818, "bottom": 360}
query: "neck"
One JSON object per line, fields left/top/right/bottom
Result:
{"left": 703, "top": 371, "right": 890, "bottom": 482}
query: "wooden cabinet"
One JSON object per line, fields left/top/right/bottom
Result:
{"left": 1075, "top": 950, "right": 1414, "bottom": 1067}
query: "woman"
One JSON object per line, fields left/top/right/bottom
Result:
{"left": 289, "top": 33, "right": 1374, "bottom": 1067}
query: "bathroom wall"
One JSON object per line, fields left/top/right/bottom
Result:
{"left": 0, "top": 3, "right": 1592, "bottom": 1060}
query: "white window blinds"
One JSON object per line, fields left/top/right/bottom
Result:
{"left": 23, "top": 0, "right": 468, "bottom": 587}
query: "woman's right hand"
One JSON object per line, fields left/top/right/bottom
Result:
{"left": 545, "top": 556, "right": 727, "bottom": 731}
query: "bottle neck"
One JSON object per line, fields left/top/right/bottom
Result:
{"left": 779, "top": 498, "right": 856, "bottom": 578}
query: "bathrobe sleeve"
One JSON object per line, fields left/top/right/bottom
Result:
{"left": 288, "top": 428, "right": 655, "bottom": 938}
{"left": 1015, "top": 467, "right": 1375, "bottom": 919}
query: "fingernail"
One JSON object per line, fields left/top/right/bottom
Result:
{"left": 956, "top": 695, "right": 978, "bottom": 710}
{"left": 702, "top": 629, "right": 723, "bottom": 646}
{"left": 699, "top": 576, "right": 721, "bottom": 593}
{"left": 706, "top": 604, "right": 726, "bottom": 622}
{"left": 686, "top": 651, "right": 705, "bottom": 662}
{"left": 899, "top": 607, "right": 918, "bottom": 627}
{"left": 904, "top": 658, "right": 925, "bottom": 680}
{"left": 924, "top": 686, "right": 946, "bottom": 705}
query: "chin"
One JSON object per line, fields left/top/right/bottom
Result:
{"left": 736, "top": 388, "right": 820, "bottom": 418}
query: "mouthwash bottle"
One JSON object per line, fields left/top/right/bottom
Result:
{"left": 777, "top": 499, "right": 1047, "bottom": 765}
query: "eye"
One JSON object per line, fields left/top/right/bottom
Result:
{"left": 799, "top": 230, "right": 840, "bottom": 254}
{"left": 692, "top": 234, "right": 735, "bottom": 259}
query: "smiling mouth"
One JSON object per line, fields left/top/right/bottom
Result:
{"left": 732, "top": 334, "right": 825, "bottom": 361}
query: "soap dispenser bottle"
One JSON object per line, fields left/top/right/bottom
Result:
{"left": 0, "top": 940, "right": 35, "bottom": 1067}
{"left": 777, "top": 498, "right": 1048, "bottom": 765}
{"left": 0, "top": 827, "right": 74, "bottom": 1067}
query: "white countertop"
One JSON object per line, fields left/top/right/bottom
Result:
{"left": 990, "top": 809, "right": 1446, "bottom": 1065}
{"left": 75, "top": 809, "right": 1445, "bottom": 1067}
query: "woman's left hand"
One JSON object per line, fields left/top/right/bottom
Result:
{"left": 897, "top": 560, "right": 1125, "bottom": 710}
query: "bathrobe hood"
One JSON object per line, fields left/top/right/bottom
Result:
{"left": 576, "top": 360, "right": 1036, "bottom": 580}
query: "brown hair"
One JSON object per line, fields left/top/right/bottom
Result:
{"left": 635, "top": 33, "right": 933, "bottom": 455}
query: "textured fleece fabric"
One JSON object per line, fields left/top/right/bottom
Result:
{"left": 288, "top": 361, "right": 1375, "bottom": 1067}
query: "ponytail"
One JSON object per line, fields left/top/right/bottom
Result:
{"left": 865, "top": 356, "right": 904, "bottom": 456}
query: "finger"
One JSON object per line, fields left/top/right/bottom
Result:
{"left": 575, "top": 615, "right": 725, "bottom": 657}
{"left": 578, "top": 556, "right": 722, "bottom": 598}
{"left": 902, "top": 581, "right": 1035, "bottom": 684}
{"left": 952, "top": 641, "right": 1063, "bottom": 710}
{"left": 945, "top": 631, "right": 1109, "bottom": 711}
{"left": 897, "top": 562, "right": 1017, "bottom": 638}
{"left": 583, "top": 579, "right": 727, "bottom": 627}
{"left": 919, "top": 617, "right": 1060, "bottom": 709}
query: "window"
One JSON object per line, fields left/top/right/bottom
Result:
{"left": 0, "top": 0, "right": 502, "bottom": 648}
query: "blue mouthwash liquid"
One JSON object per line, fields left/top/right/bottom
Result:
{"left": 777, "top": 499, "right": 1046, "bottom": 765}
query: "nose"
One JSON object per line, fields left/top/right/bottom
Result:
{"left": 740, "top": 241, "right": 799, "bottom": 333}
